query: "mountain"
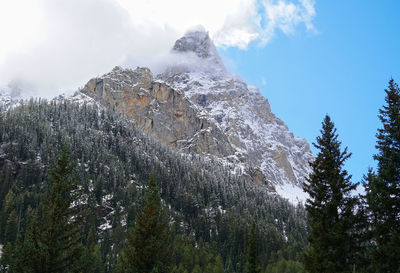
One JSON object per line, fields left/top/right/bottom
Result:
{"left": 0, "top": 81, "right": 39, "bottom": 112}
{"left": 0, "top": 98, "right": 308, "bottom": 272}
{"left": 80, "top": 30, "right": 313, "bottom": 203}
{"left": 0, "top": 30, "right": 313, "bottom": 272}
{"left": 0, "top": 86, "right": 22, "bottom": 112}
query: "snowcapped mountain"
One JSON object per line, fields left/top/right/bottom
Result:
{"left": 0, "top": 82, "right": 40, "bottom": 111}
{"left": 79, "top": 30, "right": 313, "bottom": 203}
{"left": 0, "top": 86, "right": 22, "bottom": 112}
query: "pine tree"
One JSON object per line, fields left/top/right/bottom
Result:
{"left": 245, "top": 221, "right": 260, "bottom": 273}
{"left": 83, "top": 228, "right": 104, "bottom": 273}
{"left": 213, "top": 254, "right": 224, "bottom": 273}
{"left": 11, "top": 215, "right": 42, "bottom": 273}
{"left": 8, "top": 146, "right": 85, "bottom": 273}
{"left": 116, "top": 174, "right": 173, "bottom": 273}
{"left": 303, "top": 115, "right": 358, "bottom": 273}
{"left": 365, "top": 79, "right": 400, "bottom": 272}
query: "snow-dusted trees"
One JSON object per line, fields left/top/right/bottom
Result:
{"left": 0, "top": 99, "right": 308, "bottom": 272}
{"left": 1, "top": 146, "right": 86, "bottom": 273}
{"left": 116, "top": 175, "right": 173, "bottom": 273}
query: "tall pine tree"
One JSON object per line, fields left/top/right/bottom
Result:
{"left": 3, "top": 145, "right": 85, "bottom": 273}
{"left": 364, "top": 79, "right": 400, "bottom": 273}
{"left": 245, "top": 221, "right": 260, "bottom": 273}
{"left": 116, "top": 174, "right": 173, "bottom": 273}
{"left": 303, "top": 115, "right": 358, "bottom": 273}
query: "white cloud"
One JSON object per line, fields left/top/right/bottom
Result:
{"left": 0, "top": 0, "right": 45, "bottom": 64}
{"left": 117, "top": 0, "right": 316, "bottom": 48}
{"left": 259, "top": 0, "right": 316, "bottom": 45}
{"left": 116, "top": 0, "right": 262, "bottom": 49}
{"left": 0, "top": 0, "right": 316, "bottom": 97}
{"left": 0, "top": 0, "right": 179, "bottom": 97}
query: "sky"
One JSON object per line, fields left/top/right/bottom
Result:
{"left": 218, "top": 1, "right": 400, "bottom": 183}
{"left": 0, "top": 0, "right": 399, "bottom": 182}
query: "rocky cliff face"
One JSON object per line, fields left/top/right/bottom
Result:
{"left": 80, "top": 30, "right": 313, "bottom": 202}
{"left": 81, "top": 66, "right": 236, "bottom": 159}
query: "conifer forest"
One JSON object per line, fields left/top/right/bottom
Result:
{"left": 0, "top": 79, "right": 399, "bottom": 273}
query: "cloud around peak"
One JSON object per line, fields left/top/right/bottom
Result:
{"left": 0, "top": 0, "right": 316, "bottom": 97}
{"left": 118, "top": 0, "right": 317, "bottom": 49}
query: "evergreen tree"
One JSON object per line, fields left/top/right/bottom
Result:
{"left": 83, "top": 228, "right": 104, "bottom": 273}
{"left": 245, "top": 221, "right": 260, "bottom": 273}
{"left": 0, "top": 99, "right": 311, "bottom": 272}
{"left": 116, "top": 174, "right": 173, "bottom": 273}
{"left": 303, "top": 115, "right": 358, "bottom": 273}
{"left": 264, "top": 257, "right": 305, "bottom": 273}
{"left": 212, "top": 255, "right": 224, "bottom": 273}
{"left": 365, "top": 79, "right": 400, "bottom": 272}
{"left": 8, "top": 146, "right": 85, "bottom": 273}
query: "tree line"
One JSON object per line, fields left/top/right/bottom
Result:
{"left": 0, "top": 147, "right": 301, "bottom": 273}
{"left": 0, "top": 78, "right": 398, "bottom": 272}
{"left": 0, "top": 94, "right": 307, "bottom": 271}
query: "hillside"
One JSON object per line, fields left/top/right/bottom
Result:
{"left": 80, "top": 30, "right": 313, "bottom": 203}
{"left": 0, "top": 99, "right": 308, "bottom": 272}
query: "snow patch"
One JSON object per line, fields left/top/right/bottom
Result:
{"left": 275, "top": 183, "right": 308, "bottom": 204}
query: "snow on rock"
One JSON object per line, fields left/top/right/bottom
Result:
{"left": 275, "top": 182, "right": 309, "bottom": 204}
{"left": 54, "top": 91, "right": 99, "bottom": 106}
{"left": 171, "top": 29, "right": 227, "bottom": 75}
{"left": 158, "top": 30, "right": 314, "bottom": 192}
{"left": 79, "top": 29, "right": 314, "bottom": 201}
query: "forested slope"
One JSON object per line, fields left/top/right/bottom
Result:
{"left": 0, "top": 99, "right": 307, "bottom": 272}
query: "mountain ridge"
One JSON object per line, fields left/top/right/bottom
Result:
{"left": 79, "top": 30, "right": 313, "bottom": 203}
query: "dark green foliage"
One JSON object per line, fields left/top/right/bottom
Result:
{"left": 245, "top": 221, "right": 260, "bottom": 273}
{"left": 0, "top": 99, "right": 309, "bottom": 272}
{"left": 364, "top": 79, "right": 400, "bottom": 273}
{"left": 171, "top": 235, "right": 224, "bottom": 273}
{"left": 303, "top": 115, "right": 358, "bottom": 273}
{"left": 11, "top": 216, "right": 43, "bottom": 273}
{"left": 116, "top": 175, "right": 172, "bottom": 273}
{"left": 83, "top": 228, "right": 104, "bottom": 273}
{"left": 264, "top": 257, "right": 305, "bottom": 273}
{"left": 1, "top": 147, "right": 85, "bottom": 273}
{"left": 36, "top": 146, "right": 84, "bottom": 273}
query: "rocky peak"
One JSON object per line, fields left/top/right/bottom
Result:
{"left": 79, "top": 30, "right": 314, "bottom": 203}
{"left": 171, "top": 29, "right": 226, "bottom": 74}
{"left": 173, "top": 30, "right": 214, "bottom": 58}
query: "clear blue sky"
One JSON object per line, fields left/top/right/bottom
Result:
{"left": 218, "top": 1, "right": 400, "bottom": 183}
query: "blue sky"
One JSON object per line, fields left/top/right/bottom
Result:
{"left": 219, "top": 1, "right": 400, "bottom": 183}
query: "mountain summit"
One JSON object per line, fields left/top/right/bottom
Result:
{"left": 169, "top": 30, "right": 227, "bottom": 75}
{"left": 80, "top": 31, "right": 313, "bottom": 203}
{"left": 172, "top": 30, "right": 215, "bottom": 58}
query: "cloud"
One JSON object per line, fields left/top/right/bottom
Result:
{"left": 117, "top": 0, "right": 316, "bottom": 49}
{"left": 0, "top": 0, "right": 45, "bottom": 64}
{"left": 259, "top": 0, "right": 316, "bottom": 45}
{"left": 0, "top": 0, "right": 316, "bottom": 97}
{"left": 0, "top": 0, "right": 179, "bottom": 97}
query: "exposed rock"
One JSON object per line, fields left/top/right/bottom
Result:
{"left": 81, "top": 66, "right": 237, "bottom": 159}
{"left": 80, "top": 30, "right": 314, "bottom": 201}
{"left": 173, "top": 30, "right": 213, "bottom": 58}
